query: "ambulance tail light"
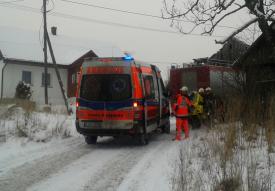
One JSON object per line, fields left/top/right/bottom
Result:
{"left": 76, "top": 100, "right": 79, "bottom": 109}
{"left": 75, "top": 99, "right": 80, "bottom": 120}
{"left": 133, "top": 101, "right": 138, "bottom": 108}
{"left": 133, "top": 101, "right": 143, "bottom": 120}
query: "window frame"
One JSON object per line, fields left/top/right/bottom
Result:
{"left": 143, "top": 75, "right": 155, "bottom": 99}
{"left": 80, "top": 74, "right": 132, "bottom": 101}
{"left": 22, "top": 71, "right": 32, "bottom": 85}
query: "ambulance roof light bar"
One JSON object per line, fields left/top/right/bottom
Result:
{"left": 123, "top": 53, "right": 134, "bottom": 61}
{"left": 84, "top": 56, "right": 134, "bottom": 62}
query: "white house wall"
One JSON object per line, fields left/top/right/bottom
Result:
{"left": 3, "top": 63, "right": 68, "bottom": 105}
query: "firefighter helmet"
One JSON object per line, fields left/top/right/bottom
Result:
{"left": 198, "top": 88, "right": 204, "bottom": 93}
{"left": 205, "top": 87, "right": 211, "bottom": 91}
{"left": 180, "top": 86, "right": 188, "bottom": 92}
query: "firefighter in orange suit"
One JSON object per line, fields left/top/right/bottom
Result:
{"left": 173, "top": 86, "right": 192, "bottom": 140}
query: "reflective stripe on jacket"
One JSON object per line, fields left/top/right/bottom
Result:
{"left": 174, "top": 95, "right": 192, "bottom": 117}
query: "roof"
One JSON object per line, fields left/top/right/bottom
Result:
{"left": 0, "top": 26, "right": 124, "bottom": 65}
{"left": 209, "top": 37, "right": 249, "bottom": 66}
{"left": 233, "top": 22, "right": 275, "bottom": 67}
{"left": 233, "top": 35, "right": 264, "bottom": 67}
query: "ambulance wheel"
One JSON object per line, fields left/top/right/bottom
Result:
{"left": 85, "top": 136, "right": 97, "bottom": 144}
{"left": 162, "top": 122, "right": 170, "bottom": 134}
{"left": 138, "top": 133, "right": 149, "bottom": 145}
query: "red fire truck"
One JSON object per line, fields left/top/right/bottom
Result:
{"left": 169, "top": 65, "right": 236, "bottom": 98}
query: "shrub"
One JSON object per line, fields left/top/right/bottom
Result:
{"left": 15, "top": 81, "right": 32, "bottom": 100}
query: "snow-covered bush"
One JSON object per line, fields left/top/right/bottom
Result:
{"left": 0, "top": 105, "right": 78, "bottom": 142}
{"left": 15, "top": 81, "right": 32, "bottom": 100}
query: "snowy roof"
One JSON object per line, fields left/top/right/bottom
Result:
{"left": 0, "top": 26, "right": 124, "bottom": 65}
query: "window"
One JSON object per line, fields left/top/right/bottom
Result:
{"left": 80, "top": 74, "right": 132, "bottom": 101}
{"left": 22, "top": 71, "right": 32, "bottom": 84}
{"left": 42, "top": 73, "right": 51, "bottom": 87}
{"left": 143, "top": 75, "right": 155, "bottom": 99}
{"left": 160, "top": 78, "right": 168, "bottom": 96}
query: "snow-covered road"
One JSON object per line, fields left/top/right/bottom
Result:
{"left": 0, "top": 120, "right": 180, "bottom": 191}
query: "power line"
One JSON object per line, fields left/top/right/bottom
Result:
{"left": 59, "top": 0, "right": 239, "bottom": 30}
{"left": 0, "top": 3, "right": 226, "bottom": 38}
{"left": 60, "top": 0, "right": 162, "bottom": 19}
{"left": 60, "top": 0, "right": 261, "bottom": 33}
{"left": 0, "top": 0, "right": 24, "bottom": 4}
{"left": 1, "top": 3, "right": 40, "bottom": 12}
{"left": 50, "top": 12, "right": 225, "bottom": 37}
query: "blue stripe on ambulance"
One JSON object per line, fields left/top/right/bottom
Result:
{"left": 79, "top": 98, "right": 143, "bottom": 110}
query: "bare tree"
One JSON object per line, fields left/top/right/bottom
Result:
{"left": 163, "top": 0, "right": 275, "bottom": 44}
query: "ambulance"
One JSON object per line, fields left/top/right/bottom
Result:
{"left": 75, "top": 56, "right": 170, "bottom": 145}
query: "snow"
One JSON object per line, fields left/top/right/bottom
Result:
{"left": 0, "top": 26, "right": 124, "bottom": 65}
{"left": 0, "top": 137, "right": 82, "bottom": 175}
{"left": 118, "top": 141, "right": 177, "bottom": 191}
{"left": 27, "top": 149, "right": 121, "bottom": 191}
{"left": 0, "top": 107, "right": 274, "bottom": 191}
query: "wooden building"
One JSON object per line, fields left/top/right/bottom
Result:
{"left": 234, "top": 23, "right": 275, "bottom": 96}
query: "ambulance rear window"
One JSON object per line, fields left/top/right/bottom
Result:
{"left": 80, "top": 74, "right": 132, "bottom": 101}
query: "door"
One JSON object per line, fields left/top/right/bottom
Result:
{"left": 143, "top": 74, "right": 160, "bottom": 132}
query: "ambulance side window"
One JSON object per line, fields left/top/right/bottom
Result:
{"left": 143, "top": 75, "right": 155, "bottom": 99}
{"left": 152, "top": 73, "right": 159, "bottom": 100}
{"left": 160, "top": 78, "right": 168, "bottom": 97}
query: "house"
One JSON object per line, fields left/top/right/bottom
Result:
{"left": 208, "top": 37, "right": 249, "bottom": 65}
{"left": 193, "top": 37, "right": 249, "bottom": 66}
{"left": 234, "top": 23, "right": 275, "bottom": 96}
{"left": 0, "top": 26, "right": 123, "bottom": 105}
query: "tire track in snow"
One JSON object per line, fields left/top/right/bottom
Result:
{"left": 83, "top": 148, "right": 146, "bottom": 191}
{"left": 0, "top": 140, "right": 92, "bottom": 191}
{"left": 117, "top": 139, "right": 175, "bottom": 191}
{"left": 0, "top": 137, "right": 83, "bottom": 174}
{"left": 27, "top": 136, "right": 146, "bottom": 191}
{"left": 83, "top": 135, "right": 171, "bottom": 191}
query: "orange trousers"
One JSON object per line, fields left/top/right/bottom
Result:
{"left": 176, "top": 118, "right": 189, "bottom": 140}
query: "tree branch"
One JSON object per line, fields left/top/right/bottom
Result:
{"left": 204, "top": 4, "right": 246, "bottom": 34}
{"left": 215, "top": 17, "right": 259, "bottom": 44}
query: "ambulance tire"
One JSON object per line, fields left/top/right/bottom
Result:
{"left": 162, "top": 122, "right": 170, "bottom": 134}
{"left": 85, "top": 136, "right": 98, "bottom": 144}
{"left": 138, "top": 133, "right": 149, "bottom": 145}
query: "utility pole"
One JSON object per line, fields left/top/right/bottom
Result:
{"left": 43, "top": 0, "right": 48, "bottom": 104}
{"left": 41, "top": 0, "right": 70, "bottom": 114}
{"left": 46, "top": 32, "right": 70, "bottom": 114}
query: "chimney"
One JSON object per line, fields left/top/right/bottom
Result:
{"left": 51, "top": 26, "right": 57, "bottom": 36}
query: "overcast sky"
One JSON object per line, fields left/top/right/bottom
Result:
{"left": 0, "top": 0, "right": 254, "bottom": 77}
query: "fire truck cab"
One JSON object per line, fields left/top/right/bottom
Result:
{"left": 75, "top": 56, "right": 170, "bottom": 145}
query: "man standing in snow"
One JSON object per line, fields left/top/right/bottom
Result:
{"left": 204, "top": 87, "right": 215, "bottom": 119}
{"left": 173, "top": 86, "right": 192, "bottom": 141}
